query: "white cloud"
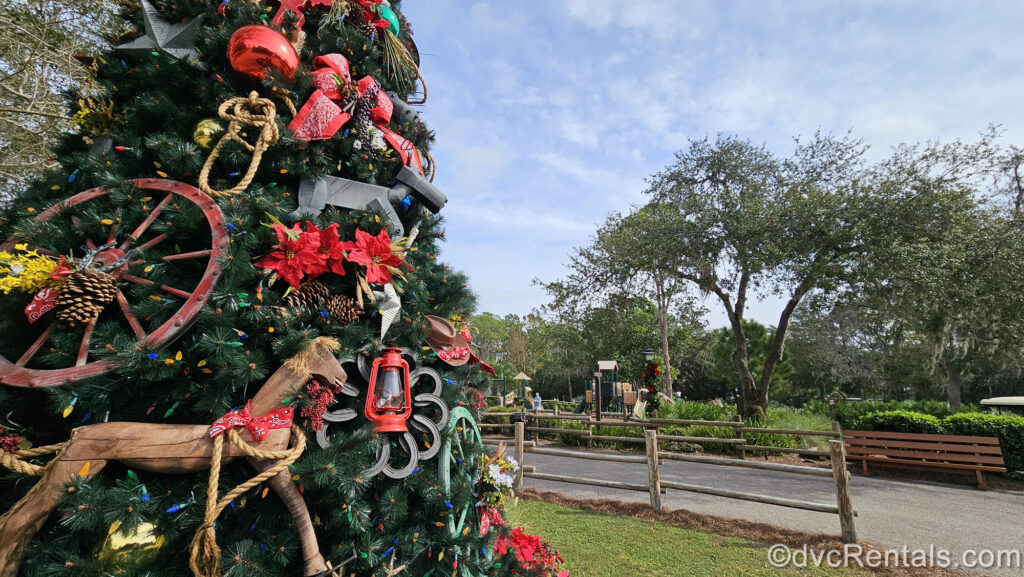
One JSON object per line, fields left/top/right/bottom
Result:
{"left": 401, "top": 0, "right": 1024, "bottom": 322}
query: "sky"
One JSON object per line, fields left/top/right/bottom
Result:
{"left": 399, "top": 0, "right": 1024, "bottom": 329}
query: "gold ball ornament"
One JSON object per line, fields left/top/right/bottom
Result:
{"left": 95, "top": 521, "right": 165, "bottom": 571}
{"left": 192, "top": 118, "right": 225, "bottom": 149}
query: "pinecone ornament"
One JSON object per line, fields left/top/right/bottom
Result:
{"left": 282, "top": 281, "right": 330, "bottom": 310}
{"left": 56, "top": 268, "right": 118, "bottom": 326}
{"left": 326, "top": 294, "right": 363, "bottom": 324}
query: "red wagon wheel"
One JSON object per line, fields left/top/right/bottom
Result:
{"left": 0, "top": 179, "right": 228, "bottom": 388}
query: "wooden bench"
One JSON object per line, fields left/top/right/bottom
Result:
{"left": 844, "top": 430, "right": 1006, "bottom": 489}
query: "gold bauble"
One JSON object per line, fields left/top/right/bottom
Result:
{"left": 95, "top": 521, "right": 165, "bottom": 571}
{"left": 192, "top": 118, "right": 225, "bottom": 149}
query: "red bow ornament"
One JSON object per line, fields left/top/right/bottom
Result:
{"left": 271, "top": 0, "right": 333, "bottom": 29}
{"left": 352, "top": 0, "right": 393, "bottom": 30}
{"left": 477, "top": 505, "right": 506, "bottom": 536}
{"left": 208, "top": 401, "right": 294, "bottom": 442}
{"left": 288, "top": 53, "right": 424, "bottom": 174}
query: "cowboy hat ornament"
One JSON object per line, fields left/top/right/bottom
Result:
{"left": 424, "top": 315, "right": 469, "bottom": 366}
{"left": 423, "top": 316, "right": 496, "bottom": 374}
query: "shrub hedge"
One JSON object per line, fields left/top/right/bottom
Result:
{"left": 851, "top": 410, "right": 945, "bottom": 434}
{"left": 943, "top": 413, "right": 1024, "bottom": 476}
{"left": 806, "top": 399, "right": 973, "bottom": 428}
{"left": 851, "top": 410, "right": 1024, "bottom": 477}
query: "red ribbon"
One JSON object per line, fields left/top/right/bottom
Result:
{"left": 288, "top": 53, "right": 424, "bottom": 175}
{"left": 24, "top": 258, "right": 73, "bottom": 324}
{"left": 462, "top": 326, "right": 496, "bottom": 375}
{"left": 437, "top": 346, "right": 471, "bottom": 363}
{"left": 478, "top": 505, "right": 505, "bottom": 536}
{"left": 25, "top": 287, "right": 59, "bottom": 324}
{"left": 208, "top": 401, "right": 294, "bottom": 442}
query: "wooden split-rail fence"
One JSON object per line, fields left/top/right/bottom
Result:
{"left": 482, "top": 410, "right": 857, "bottom": 543}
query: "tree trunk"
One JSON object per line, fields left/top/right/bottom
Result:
{"left": 729, "top": 316, "right": 761, "bottom": 420}
{"left": 566, "top": 373, "right": 573, "bottom": 401}
{"left": 928, "top": 316, "right": 960, "bottom": 408}
{"left": 657, "top": 301, "right": 673, "bottom": 397}
{"left": 946, "top": 362, "right": 963, "bottom": 409}
{"left": 757, "top": 280, "right": 810, "bottom": 418}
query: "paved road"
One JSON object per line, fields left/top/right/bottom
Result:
{"left": 521, "top": 451, "right": 1024, "bottom": 576}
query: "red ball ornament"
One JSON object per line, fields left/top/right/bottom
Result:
{"left": 227, "top": 25, "right": 299, "bottom": 82}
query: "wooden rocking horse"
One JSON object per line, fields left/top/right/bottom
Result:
{"left": 0, "top": 337, "right": 351, "bottom": 577}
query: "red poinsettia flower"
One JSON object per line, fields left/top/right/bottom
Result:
{"left": 494, "top": 534, "right": 510, "bottom": 556}
{"left": 344, "top": 228, "right": 402, "bottom": 285}
{"left": 256, "top": 222, "right": 326, "bottom": 289}
{"left": 353, "top": 0, "right": 391, "bottom": 28}
{"left": 305, "top": 221, "right": 347, "bottom": 276}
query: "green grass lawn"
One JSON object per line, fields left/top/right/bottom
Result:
{"left": 506, "top": 499, "right": 872, "bottom": 577}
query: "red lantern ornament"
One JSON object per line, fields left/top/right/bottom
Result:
{"left": 364, "top": 347, "right": 412, "bottom": 433}
{"left": 227, "top": 25, "right": 300, "bottom": 82}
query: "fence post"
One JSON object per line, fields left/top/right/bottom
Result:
{"left": 645, "top": 429, "right": 662, "bottom": 510}
{"left": 554, "top": 405, "right": 560, "bottom": 417}
{"left": 831, "top": 421, "right": 841, "bottom": 438}
{"left": 514, "top": 421, "right": 525, "bottom": 491}
{"left": 587, "top": 423, "right": 593, "bottom": 448}
{"left": 733, "top": 414, "right": 745, "bottom": 460}
{"left": 828, "top": 440, "right": 857, "bottom": 543}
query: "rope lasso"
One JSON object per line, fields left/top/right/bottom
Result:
{"left": 198, "top": 91, "right": 280, "bottom": 198}
{"left": 188, "top": 425, "right": 306, "bottom": 577}
{"left": 0, "top": 442, "right": 69, "bottom": 477}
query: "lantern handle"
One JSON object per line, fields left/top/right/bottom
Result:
{"left": 355, "top": 347, "right": 418, "bottom": 382}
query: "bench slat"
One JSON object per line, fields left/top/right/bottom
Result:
{"left": 852, "top": 455, "right": 1007, "bottom": 473}
{"left": 844, "top": 446, "right": 1005, "bottom": 465}
{"left": 843, "top": 430, "right": 1000, "bottom": 444}
{"left": 845, "top": 438, "right": 1003, "bottom": 455}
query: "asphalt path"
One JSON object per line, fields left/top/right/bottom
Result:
{"left": 520, "top": 451, "right": 1024, "bottom": 576}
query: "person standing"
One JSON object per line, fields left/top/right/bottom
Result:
{"left": 533, "top": 392, "right": 543, "bottom": 410}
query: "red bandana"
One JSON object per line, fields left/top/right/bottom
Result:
{"left": 208, "top": 401, "right": 294, "bottom": 442}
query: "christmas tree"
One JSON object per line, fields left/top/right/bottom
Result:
{"left": 0, "top": 2, "right": 560, "bottom": 576}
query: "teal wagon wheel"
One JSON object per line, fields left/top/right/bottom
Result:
{"left": 439, "top": 406, "right": 482, "bottom": 497}
{"left": 439, "top": 406, "right": 483, "bottom": 542}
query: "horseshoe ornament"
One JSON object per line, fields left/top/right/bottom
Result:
{"left": 364, "top": 431, "right": 419, "bottom": 479}
{"left": 315, "top": 357, "right": 362, "bottom": 449}
{"left": 410, "top": 366, "right": 443, "bottom": 397}
{"left": 410, "top": 413, "right": 442, "bottom": 460}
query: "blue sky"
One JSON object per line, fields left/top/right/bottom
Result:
{"left": 400, "top": 0, "right": 1024, "bottom": 329}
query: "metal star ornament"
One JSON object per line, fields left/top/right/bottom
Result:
{"left": 115, "top": 0, "right": 205, "bottom": 62}
{"left": 372, "top": 282, "right": 402, "bottom": 338}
